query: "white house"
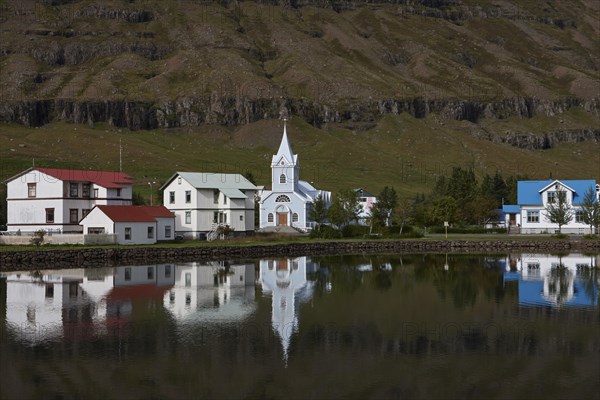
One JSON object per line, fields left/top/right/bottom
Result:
{"left": 80, "top": 205, "right": 175, "bottom": 245}
{"left": 506, "top": 179, "right": 598, "bottom": 234}
{"left": 259, "top": 121, "right": 331, "bottom": 231}
{"left": 354, "top": 188, "right": 377, "bottom": 225}
{"left": 4, "top": 167, "right": 133, "bottom": 233}
{"left": 161, "top": 172, "right": 257, "bottom": 239}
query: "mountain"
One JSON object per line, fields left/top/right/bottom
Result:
{"left": 0, "top": 0, "right": 598, "bottom": 202}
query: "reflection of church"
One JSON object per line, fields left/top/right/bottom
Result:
{"left": 259, "top": 256, "right": 319, "bottom": 359}
{"left": 503, "top": 253, "right": 599, "bottom": 307}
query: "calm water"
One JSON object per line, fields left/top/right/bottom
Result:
{"left": 1, "top": 253, "right": 598, "bottom": 400}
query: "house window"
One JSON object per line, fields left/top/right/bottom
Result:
{"left": 147, "top": 267, "right": 154, "bottom": 280}
{"left": 280, "top": 174, "right": 287, "bottom": 184}
{"left": 576, "top": 210, "right": 585, "bottom": 223}
{"left": 28, "top": 183, "right": 36, "bottom": 198}
{"left": 185, "top": 211, "right": 191, "bottom": 224}
{"left": 82, "top": 183, "right": 90, "bottom": 198}
{"left": 527, "top": 211, "right": 539, "bottom": 223}
{"left": 547, "top": 191, "right": 556, "bottom": 204}
{"left": 178, "top": 176, "right": 182, "bottom": 185}
{"left": 165, "top": 225, "right": 172, "bottom": 238}
{"left": 169, "top": 191, "right": 175, "bottom": 204}
{"left": 165, "top": 265, "right": 172, "bottom": 278}
{"left": 185, "top": 190, "right": 191, "bottom": 203}
{"left": 70, "top": 209, "right": 78, "bottom": 223}
{"left": 240, "top": 215, "right": 243, "bottom": 221}
{"left": 116, "top": 188, "right": 122, "bottom": 197}
{"left": 124, "top": 267, "right": 131, "bottom": 281}
{"left": 214, "top": 190, "right": 219, "bottom": 203}
{"left": 93, "top": 188, "right": 99, "bottom": 198}
{"left": 88, "top": 227, "right": 105, "bottom": 234}
{"left": 185, "top": 272, "right": 191, "bottom": 287}
{"left": 213, "top": 211, "right": 219, "bottom": 224}
{"left": 223, "top": 195, "right": 227, "bottom": 205}
{"left": 268, "top": 213, "right": 274, "bottom": 223}
{"left": 147, "top": 226, "right": 154, "bottom": 239}
{"left": 82, "top": 209, "right": 90, "bottom": 218}
{"left": 360, "top": 197, "right": 367, "bottom": 202}
{"left": 276, "top": 195, "right": 291, "bottom": 203}
{"left": 124, "top": 227, "right": 132, "bottom": 240}
{"left": 70, "top": 183, "right": 78, "bottom": 197}
{"left": 45, "top": 208, "right": 54, "bottom": 223}
{"left": 292, "top": 213, "right": 299, "bottom": 222}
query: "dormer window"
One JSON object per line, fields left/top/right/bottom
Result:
{"left": 280, "top": 174, "right": 286, "bottom": 184}
{"left": 547, "top": 191, "right": 556, "bottom": 204}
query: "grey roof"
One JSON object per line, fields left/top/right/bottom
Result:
{"left": 161, "top": 172, "right": 257, "bottom": 191}
{"left": 354, "top": 188, "right": 376, "bottom": 198}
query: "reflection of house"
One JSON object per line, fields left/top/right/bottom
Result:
{"left": 163, "top": 262, "right": 256, "bottom": 323}
{"left": 259, "top": 256, "right": 319, "bottom": 359}
{"left": 503, "top": 253, "right": 599, "bottom": 307}
{"left": 2, "top": 269, "right": 106, "bottom": 343}
{"left": 259, "top": 122, "right": 331, "bottom": 231}
{"left": 80, "top": 205, "right": 175, "bottom": 245}
{"left": 354, "top": 188, "right": 377, "bottom": 225}
{"left": 4, "top": 167, "right": 133, "bottom": 233}
{"left": 503, "top": 179, "right": 598, "bottom": 234}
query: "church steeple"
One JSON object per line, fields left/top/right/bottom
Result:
{"left": 271, "top": 119, "right": 298, "bottom": 192}
{"left": 272, "top": 119, "right": 296, "bottom": 166}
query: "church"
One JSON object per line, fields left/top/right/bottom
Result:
{"left": 259, "top": 121, "right": 331, "bottom": 231}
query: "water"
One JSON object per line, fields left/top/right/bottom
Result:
{"left": 1, "top": 253, "right": 598, "bottom": 400}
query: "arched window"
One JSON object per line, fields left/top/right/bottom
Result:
{"left": 268, "top": 213, "right": 274, "bottom": 223}
{"left": 280, "top": 174, "right": 286, "bottom": 184}
{"left": 276, "top": 195, "right": 291, "bottom": 203}
{"left": 292, "top": 213, "right": 299, "bottom": 222}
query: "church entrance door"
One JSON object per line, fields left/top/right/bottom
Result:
{"left": 277, "top": 212, "right": 288, "bottom": 226}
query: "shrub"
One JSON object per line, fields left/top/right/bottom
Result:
{"left": 341, "top": 224, "right": 370, "bottom": 238}
{"left": 582, "top": 234, "right": 600, "bottom": 241}
{"left": 552, "top": 233, "right": 569, "bottom": 240}
{"left": 30, "top": 230, "right": 46, "bottom": 246}
{"left": 310, "top": 225, "right": 342, "bottom": 239}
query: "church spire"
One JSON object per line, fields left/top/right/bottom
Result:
{"left": 274, "top": 118, "right": 296, "bottom": 165}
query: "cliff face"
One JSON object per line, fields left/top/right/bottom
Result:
{"left": 0, "top": 0, "right": 598, "bottom": 143}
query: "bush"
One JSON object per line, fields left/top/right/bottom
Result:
{"left": 341, "top": 224, "right": 370, "bottom": 238}
{"left": 310, "top": 225, "right": 342, "bottom": 239}
{"left": 30, "top": 230, "right": 46, "bottom": 246}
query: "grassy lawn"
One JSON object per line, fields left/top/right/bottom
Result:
{"left": 1, "top": 232, "right": 590, "bottom": 253}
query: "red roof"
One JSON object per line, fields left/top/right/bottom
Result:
{"left": 36, "top": 167, "right": 134, "bottom": 189}
{"left": 95, "top": 205, "right": 174, "bottom": 223}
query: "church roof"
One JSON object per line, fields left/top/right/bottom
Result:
{"left": 272, "top": 121, "right": 298, "bottom": 165}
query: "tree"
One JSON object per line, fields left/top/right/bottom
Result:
{"left": 132, "top": 191, "right": 147, "bottom": 205}
{"left": 309, "top": 194, "right": 328, "bottom": 227}
{"left": 376, "top": 186, "right": 398, "bottom": 227}
{"left": 328, "top": 189, "right": 361, "bottom": 228}
{"left": 425, "top": 196, "right": 458, "bottom": 227}
{"left": 394, "top": 198, "right": 414, "bottom": 234}
{"left": 579, "top": 186, "right": 600, "bottom": 235}
{"left": 471, "top": 196, "right": 499, "bottom": 226}
{"left": 243, "top": 171, "right": 256, "bottom": 185}
{"left": 544, "top": 191, "right": 573, "bottom": 234}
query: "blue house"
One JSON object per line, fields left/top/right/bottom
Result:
{"left": 503, "top": 179, "right": 598, "bottom": 234}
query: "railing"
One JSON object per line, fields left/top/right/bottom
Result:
{"left": 207, "top": 223, "right": 222, "bottom": 241}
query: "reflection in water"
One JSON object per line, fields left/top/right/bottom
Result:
{"left": 259, "top": 257, "right": 319, "bottom": 359}
{"left": 164, "top": 261, "right": 255, "bottom": 324}
{"left": 503, "top": 253, "right": 599, "bottom": 307}
{"left": 1, "top": 253, "right": 598, "bottom": 399}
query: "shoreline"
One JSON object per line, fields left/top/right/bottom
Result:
{"left": 1, "top": 238, "right": 599, "bottom": 271}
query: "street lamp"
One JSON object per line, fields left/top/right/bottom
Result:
{"left": 148, "top": 181, "right": 157, "bottom": 206}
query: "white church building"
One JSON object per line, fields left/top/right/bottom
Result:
{"left": 259, "top": 121, "right": 331, "bottom": 231}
